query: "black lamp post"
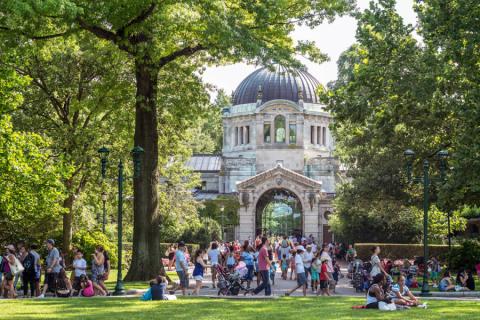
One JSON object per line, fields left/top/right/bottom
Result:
{"left": 403, "top": 149, "right": 448, "bottom": 296}
{"left": 101, "top": 191, "right": 107, "bottom": 233}
{"left": 98, "top": 145, "right": 144, "bottom": 296}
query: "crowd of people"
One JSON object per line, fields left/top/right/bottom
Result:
{"left": 169, "top": 235, "right": 344, "bottom": 297}
{"left": 0, "top": 239, "right": 111, "bottom": 298}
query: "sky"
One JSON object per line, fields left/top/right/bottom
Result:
{"left": 202, "top": 0, "right": 417, "bottom": 98}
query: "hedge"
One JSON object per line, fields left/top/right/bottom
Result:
{"left": 355, "top": 243, "right": 456, "bottom": 261}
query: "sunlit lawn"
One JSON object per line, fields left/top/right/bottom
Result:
{"left": 1, "top": 296, "right": 479, "bottom": 320}
{"left": 104, "top": 270, "right": 179, "bottom": 291}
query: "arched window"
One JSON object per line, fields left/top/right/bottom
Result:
{"left": 274, "top": 115, "right": 286, "bottom": 143}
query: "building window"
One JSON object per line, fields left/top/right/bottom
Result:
{"left": 240, "top": 126, "right": 244, "bottom": 145}
{"left": 289, "top": 123, "right": 296, "bottom": 144}
{"left": 322, "top": 127, "right": 327, "bottom": 145}
{"left": 310, "top": 126, "right": 315, "bottom": 144}
{"left": 275, "top": 115, "right": 286, "bottom": 143}
{"left": 264, "top": 123, "right": 271, "bottom": 143}
{"left": 235, "top": 127, "right": 238, "bottom": 146}
{"left": 246, "top": 126, "right": 250, "bottom": 144}
{"left": 317, "top": 127, "right": 321, "bottom": 145}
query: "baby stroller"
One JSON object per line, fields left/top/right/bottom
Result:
{"left": 351, "top": 259, "right": 365, "bottom": 292}
{"left": 215, "top": 263, "right": 251, "bottom": 296}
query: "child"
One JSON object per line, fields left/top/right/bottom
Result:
{"left": 311, "top": 252, "right": 321, "bottom": 293}
{"left": 281, "top": 254, "right": 288, "bottom": 280}
{"left": 79, "top": 274, "right": 94, "bottom": 297}
{"left": 331, "top": 258, "right": 340, "bottom": 293}
{"left": 72, "top": 250, "right": 87, "bottom": 295}
{"left": 430, "top": 257, "right": 441, "bottom": 287}
{"left": 270, "top": 261, "right": 277, "bottom": 286}
{"left": 317, "top": 257, "right": 331, "bottom": 296}
{"left": 289, "top": 250, "right": 296, "bottom": 280}
{"left": 226, "top": 251, "right": 235, "bottom": 271}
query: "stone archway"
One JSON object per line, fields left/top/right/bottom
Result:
{"left": 236, "top": 164, "right": 323, "bottom": 241}
{"left": 255, "top": 188, "right": 303, "bottom": 237}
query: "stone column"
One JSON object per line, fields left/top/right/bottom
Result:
{"left": 238, "top": 205, "right": 255, "bottom": 241}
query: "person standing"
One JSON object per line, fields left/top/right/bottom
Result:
{"left": 175, "top": 241, "right": 189, "bottom": 296}
{"left": 252, "top": 237, "right": 271, "bottom": 296}
{"left": 208, "top": 242, "right": 220, "bottom": 288}
{"left": 240, "top": 241, "right": 255, "bottom": 289}
{"left": 38, "top": 239, "right": 61, "bottom": 298}
{"left": 100, "top": 246, "right": 111, "bottom": 281}
{"left": 320, "top": 244, "right": 334, "bottom": 281}
{"left": 91, "top": 247, "right": 107, "bottom": 296}
{"left": 285, "top": 246, "right": 307, "bottom": 296}
{"left": 29, "top": 244, "right": 41, "bottom": 297}
{"left": 318, "top": 257, "right": 332, "bottom": 296}
{"left": 21, "top": 245, "right": 37, "bottom": 297}
{"left": 72, "top": 250, "right": 87, "bottom": 295}
{"left": 303, "top": 245, "right": 314, "bottom": 290}
{"left": 191, "top": 249, "right": 209, "bottom": 295}
{"left": 370, "top": 246, "right": 387, "bottom": 278}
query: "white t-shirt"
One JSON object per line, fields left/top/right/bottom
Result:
{"left": 295, "top": 253, "right": 305, "bottom": 274}
{"left": 73, "top": 258, "right": 87, "bottom": 277}
{"left": 303, "top": 251, "right": 313, "bottom": 268}
{"left": 208, "top": 249, "right": 220, "bottom": 265}
{"left": 370, "top": 255, "right": 381, "bottom": 277}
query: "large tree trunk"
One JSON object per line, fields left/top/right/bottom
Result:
{"left": 125, "top": 59, "right": 163, "bottom": 281}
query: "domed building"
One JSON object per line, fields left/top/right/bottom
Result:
{"left": 187, "top": 65, "right": 340, "bottom": 243}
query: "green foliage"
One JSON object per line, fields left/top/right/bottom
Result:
{"left": 198, "top": 194, "right": 240, "bottom": 227}
{"left": 181, "top": 217, "right": 222, "bottom": 249}
{"left": 354, "top": 243, "right": 454, "bottom": 261}
{"left": 457, "top": 205, "right": 480, "bottom": 220}
{"left": 72, "top": 229, "right": 118, "bottom": 266}
{"left": 447, "top": 240, "right": 480, "bottom": 271}
{"left": 0, "top": 68, "right": 67, "bottom": 244}
{"left": 188, "top": 89, "right": 229, "bottom": 154}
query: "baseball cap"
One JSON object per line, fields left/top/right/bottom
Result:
{"left": 178, "top": 241, "right": 185, "bottom": 247}
{"left": 46, "top": 239, "right": 55, "bottom": 245}
{"left": 4, "top": 244, "right": 15, "bottom": 251}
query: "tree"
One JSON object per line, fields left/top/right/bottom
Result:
{"left": 416, "top": 0, "right": 480, "bottom": 206}
{"left": 188, "top": 89, "right": 230, "bottom": 154}
{"left": 323, "top": 0, "right": 466, "bottom": 242}
{"left": 5, "top": 36, "right": 134, "bottom": 253}
{"left": 0, "top": 0, "right": 354, "bottom": 280}
{"left": 0, "top": 67, "right": 67, "bottom": 244}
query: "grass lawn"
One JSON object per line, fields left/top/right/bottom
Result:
{"left": 0, "top": 296, "right": 479, "bottom": 320}
{"left": 104, "top": 270, "right": 178, "bottom": 291}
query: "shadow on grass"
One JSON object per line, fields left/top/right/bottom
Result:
{"left": 1, "top": 296, "right": 479, "bottom": 320}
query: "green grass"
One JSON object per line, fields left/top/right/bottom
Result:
{"left": 104, "top": 270, "right": 178, "bottom": 291}
{"left": 0, "top": 296, "right": 479, "bottom": 320}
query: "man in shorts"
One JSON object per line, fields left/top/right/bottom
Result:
{"left": 38, "top": 239, "right": 61, "bottom": 298}
{"left": 175, "top": 241, "right": 188, "bottom": 296}
{"left": 285, "top": 246, "right": 307, "bottom": 296}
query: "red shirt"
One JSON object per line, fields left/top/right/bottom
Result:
{"left": 320, "top": 263, "right": 328, "bottom": 281}
{"left": 258, "top": 246, "right": 269, "bottom": 271}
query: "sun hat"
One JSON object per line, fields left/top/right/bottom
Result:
{"left": 296, "top": 245, "right": 305, "bottom": 252}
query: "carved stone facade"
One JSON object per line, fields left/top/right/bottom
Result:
{"left": 188, "top": 66, "right": 340, "bottom": 242}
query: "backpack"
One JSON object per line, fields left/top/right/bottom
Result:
{"left": 23, "top": 253, "right": 36, "bottom": 275}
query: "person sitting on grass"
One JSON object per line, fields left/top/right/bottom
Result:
{"left": 465, "top": 269, "right": 475, "bottom": 291}
{"left": 55, "top": 269, "right": 73, "bottom": 298}
{"left": 79, "top": 274, "right": 95, "bottom": 297}
{"left": 365, "top": 273, "right": 390, "bottom": 309}
{"left": 390, "top": 275, "right": 425, "bottom": 308}
{"left": 456, "top": 269, "right": 471, "bottom": 291}
{"left": 153, "top": 276, "right": 177, "bottom": 300}
{"left": 438, "top": 271, "right": 455, "bottom": 292}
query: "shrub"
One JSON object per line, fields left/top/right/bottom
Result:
{"left": 355, "top": 243, "right": 454, "bottom": 260}
{"left": 448, "top": 240, "right": 480, "bottom": 271}
{"left": 72, "top": 230, "right": 118, "bottom": 267}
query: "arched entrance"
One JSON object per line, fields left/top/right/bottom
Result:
{"left": 255, "top": 188, "right": 303, "bottom": 237}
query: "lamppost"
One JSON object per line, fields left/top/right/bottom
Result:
{"left": 403, "top": 149, "right": 448, "bottom": 296}
{"left": 101, "top": 191, "right": 107, "bottom": 233}
{"left": 98, "top": 145, "right": 144, "bottom": 296}
{"left": 220, "top": 205, "right": 225, "bottom": 241}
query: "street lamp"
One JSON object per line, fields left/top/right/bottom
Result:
{"left": 220, "top": 205, "right": 225, "bottom": 241}
{"left": 101, "top": 191, "right": 107, "bottom": 233}
{"left": 403, "top": 149, "right": 448, "bottom": 296}
{"left": 97, "top": 145, "right": 144, "bottom": 296}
